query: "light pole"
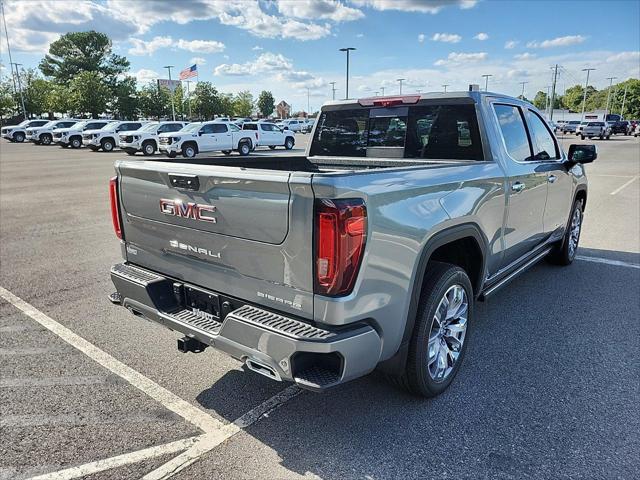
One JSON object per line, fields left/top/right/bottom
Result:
{"left": 604, "top": 76, "right": 617, "bottom": 118}
{"left": 397, "top": 78, "right": 406, "bottom": 95}
{"left": 581, "top": 68, "right": 595, "bottom": 121}
{"left": 482, "top": 74, "right": 492, "bottom": 91}
{"left": 519, "top": 81, "right": 528, "bottom": 100}
{"left": 306, "top": 87, "right": 310, "bottom": 115}
{"left": 11, "top": 62, "right": 27, "bottom": 119}
{"left": 163, "top": 65, "right": 176, "bottom": 121}
{"left": 329, "top": 81, "right": 337, "bottom": 100}
{"left": 442, "top": 84, "right": 449, "bottom": 92}
{"left": 380, "top": 86, "right": 385, "bottom": 96}
{"left": 339, "top": 47, "right": 356, "bottom": 100}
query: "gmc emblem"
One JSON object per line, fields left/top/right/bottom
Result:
{"left": 159, "top": 199, "right": 217, "bottom": 223}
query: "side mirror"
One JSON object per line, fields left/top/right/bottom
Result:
{"left": 284, "top": 126, "right": 289, "bottom": 130}
{"left": 198, "top": 130, "right": 203, "bottom": 136}
{"left": 568, "top": 144, "right": 597, "bottom": 164}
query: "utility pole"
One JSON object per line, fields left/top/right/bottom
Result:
{"left": 550, "top": 64, "right": 559, "bottom": 121}
{"left": 374, "top": 91, "right": 380, "bottom": 96}
{"left": 620, "top": 84, "right": 628, "bottom": 117}
{"left": 1, "top": 0, "right": 23, "bottom": 118}
{"left": 604, "top": 76, "right": 617, "bottom": 118}
{"left": 381, "top": 86, "right": 385, "bottom": 96}
{"left": 163, "top": 65, "right": 176, "bottom": 121}
{"left": 11, "top": 62, "right": 27, "bottom": 120}
{"left": 306, "top": 87, "right": 310, "bottom": 115}
{"left": 545, "top": 85, "right": 551, "bottom": 118}
{"left": 581, "top": 68, "right": 595, "bottom": 121}
{"left": 482, "top": 74, "right": 492, "bottom": 91}
{"left": 519, "top": 81, "right": 528, "bottom": 100}
{"left": 329, "top": 81, "right": 336, "bottom": 100}
{"left": 396, "top": 78, "right": 406, "bottom": 95}
{"left": 442, "top": 84, "right": 449, "bottom": 92}
{"left": 339, "top": 47, "right": 356, "bottom": 100}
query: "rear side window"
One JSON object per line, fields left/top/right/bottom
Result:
{"left": 494, "top": 104, "right": 531, "bottom": 162}
{"left": 243, "top": 123, "right": 258, "bottom": 130}
{"left": 60, "top": 122, "right": 76, "bottom": 128}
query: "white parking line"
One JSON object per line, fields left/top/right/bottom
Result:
{"left": 0, "top": 286, "right": 223, "bottom": 433}
{"left": 28, "top": 436, "right": 201, "bottom": 480}
{"left": 610, "top": 176, "right": 638, "bottom": 195}
{"left": 576, "top": 255, "right": 640, "bottom": 269}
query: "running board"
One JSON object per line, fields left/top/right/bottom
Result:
{"left": 479, "top": 247, "right": 551, "bottom": 300}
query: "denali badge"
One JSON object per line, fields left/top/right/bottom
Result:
{"left": 169, "top": 240, "right": 221, "bottom": 258}
{"left": 160, "top": 199, "right": 217, "bottom": 223}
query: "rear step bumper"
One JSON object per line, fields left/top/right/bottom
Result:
{"left": 110, "top": 263, "right": 382, "bottom": 391}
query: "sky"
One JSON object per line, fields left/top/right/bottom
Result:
{"left": 2, "top": 0, "right": 639, "bottom": 112}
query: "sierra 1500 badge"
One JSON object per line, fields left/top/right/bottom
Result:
{"left": 159, "top": 198, "right": 217, "bottom": 223}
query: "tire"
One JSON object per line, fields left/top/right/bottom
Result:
{"left": 548, "top": 198, "right": 584, "bottom": 266}
{"left": 166, "top": 151, "right": 177, "bottom": 159}
{"left": 222, "top": 150, "right": 231, "bottom": 155}
{"left": 606, "top": 135, "right": 610, "bottom": 140}
{"left": 70, "top": 137, "right": 82, "bottom": 149}
{"left": 599, "top": 135, "right": 603, "bottom": 140}
{"left": 268, "top": 145, "right": 276, "bottom": 150}
{"left": 284, "top": 137, "right": 294, "bottom": 150}
{"left": 580, "top": 135, "right": 585, "bottom": 140}
{"left": 101, "top": 138, "right": 114, "bottom": 152}
{"left": 88, "top": 145, "right": 98, "bottom": 151}
{"left": 182, "top": 143, "right": 197, "bottom": 158}
{"left": 126, "top": 151, "right": 136, "bottom": 156}
{"left": 142, "top": 141, "right": 156, "bottom": 156}
{"left": 13, "top": 132, "right": 25, "bottom": 143}
{"left": 388, "top": 261, "right": 473, "bottom": 397}
{"left": 40, "top": 134, "right": 52, "bottom": 145}
{"left": 238, "top": 141, "right": 251, "bottom": 156}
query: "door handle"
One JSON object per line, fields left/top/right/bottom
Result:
{"left": 511, "top": 182, "right": 526, "bottom": 193}
{"left": 548, "top": 175, "right": 557, "bottom": 183}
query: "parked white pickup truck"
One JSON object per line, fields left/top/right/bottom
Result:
{"left": 158, "top": 121, "right": 256, "bottom": 158}
{"left": 53, "top": 120, "right": 114, "bottom": 148}
{"left": 1, "top": 119, "right": 48, "bottom": 142}
{"left": 242, "top": 122, "right": 295, "bottom": 150}
{"left": 83, "top": 121, "right": 146, "bottom": 152}
{"left": 119, "top": 121, "right": 186, "bottom": 156}
{"left": 26, "top": 119, "right": 79, "bottom": 145}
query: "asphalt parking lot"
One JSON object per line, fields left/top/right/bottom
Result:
{"left": 1, "top": 133, "right": 638, "bottom": 479}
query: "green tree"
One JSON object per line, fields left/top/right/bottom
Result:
{"left": 614, "top": 78, "right": 640, "bottom": 118}
{"left": 138, "top": 81, "right": 170, "bottom": 120}
{"left": 21, "top": 68, "right": 51, "bottom": 117}
{"left": 193, "top": 82, "right": 221, "bottom": 120}
{"left": 560, "top": 84, "right": 597, "bottom": 112}
{"left": 39, "top": 31, "right": 129, "bottom": 85}
{"left": 112, "top": 76, "right": 139, "bottom": 119}
{"left": 172, "top": 85, "right": 184, "bottom": 119}
{"left": 0, "top": 77, "right": 16, "bottom": 120}
{"left": 220, "top": 93, "right": 234, "bottom": 116}
{"left": 69, "top": 71, "right": 111, "bottom": 118}
{"left": 46, "top": 83, "right": 72, "bottom": 116}
{"left": 533, "top": 91, "right": 547, "bottom": 110}
{"left": 257, "top": 90, "right": 275, "bottom": 117}
{"left": 233, "top": 91, "right": 253, "bottom": 117}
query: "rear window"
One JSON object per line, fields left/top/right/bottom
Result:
{"left": 310, "top": 104, "right": 483, "bottom": 160}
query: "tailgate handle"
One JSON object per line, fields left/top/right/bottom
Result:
{"left": 169, "top": 174, "right": 200, "bottom": 191}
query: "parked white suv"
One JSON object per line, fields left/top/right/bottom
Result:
{"left": 1, "top": 119, "right": 48, "bottom": 142}
{"left": 26, "top": 119, "right": 79, "bottom": 145}
{"left": 158, "top": 121, "right": 257, "bottom": 158}
{"left": 54, "top": 120, "right": 114, "bottom": 148}
{"left": 242, "top": 122, "right": 295, "bottom": 150}
{"left": 83, "top": 121, "right": 146, "bottom": 152}
{"left": 119, "top": 121, "right": 186, "bottom": 156}
{"left": 277, "top": 119, "right": 305, "bottom": 132}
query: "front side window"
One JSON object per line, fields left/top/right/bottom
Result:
{"left": 200, "top": 124, "right": 215, "bottom": 134}
{"left": 528, "top": 110, "right": 559, "bottom": 160}
{"left": 494, "top": 104, "right": 532, "bottom": 162}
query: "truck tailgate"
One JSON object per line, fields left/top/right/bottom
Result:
{"left": 115, "top": 160, "right": 315, "bottom": 318}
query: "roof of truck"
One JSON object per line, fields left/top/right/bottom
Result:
{"left": 322, "top": 90, "right": 522, "bottom": 108}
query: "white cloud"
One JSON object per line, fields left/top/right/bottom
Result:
{"left": 356, "top": 33, "right": 364, "bottom": 38}
{"left": 252, "top": 45, "right": 264, "bottom": 51}
{"left": 352, "top": 0, "right": 477, "bottom": 14}
{"left": 514, "top": 52, "right": 536, "bottom": 60}
{"left": 134, "top": 68, "right": 159, "bottom": 84}
{"left": 605, "top": 51, "right": 640, "bottom": 63}
{"left": 474, "top": 32, "right": 489, "bottom": 41}
{"left": 432, "top": 33, "right": 462, "bottom": 43}
{"left": 129, "top": 36, "right": 173, "bottom": 55}
{"left": 527, "top": 35, "right": 586, "bottom": 48}
{"left": 434, "top": 52, "right": 488, "bottom": 66}
{"left": 276, "top": 0, "right": 364, "bottom": 22}
{"left": 504, "top": 40, "right": 518, "bottom": 49}
{"left": 190, "top": 57, "right": 207, "bottom": 66}
{"left": 214, "top": 52, "right": 293, "bottom": 76}
{"left": 176, "top": 39, "right": 225, "bottom": 53}
{"left": 418, "top": 33, "right": 426, "bottom": 43}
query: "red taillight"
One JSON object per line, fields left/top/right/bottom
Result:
{"left": 109, "top": 176, "right": 123, "bottom": 240}
{"left": 358, "top": 95, "right": 421, "bottom": 107}
{"left": 315, "top": 199, "right": 367, "bottom": 296}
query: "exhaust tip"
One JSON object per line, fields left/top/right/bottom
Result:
{"left": 245, "top": 358, "right": 281, "bottom": 382}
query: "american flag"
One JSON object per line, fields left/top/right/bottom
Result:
{"left": 179, "top": 64, "right": 198, "bottom": 80}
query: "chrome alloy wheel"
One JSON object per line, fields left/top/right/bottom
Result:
{"left": 427, "top": 284, "right": 468, "bottom": 382}
{"left": 568, "top": 206, "right": 582, "bottom": 259}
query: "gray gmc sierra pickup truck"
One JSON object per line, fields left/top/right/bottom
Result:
{"left": 108, "top": 89, "right": 596, "bottom": 397}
